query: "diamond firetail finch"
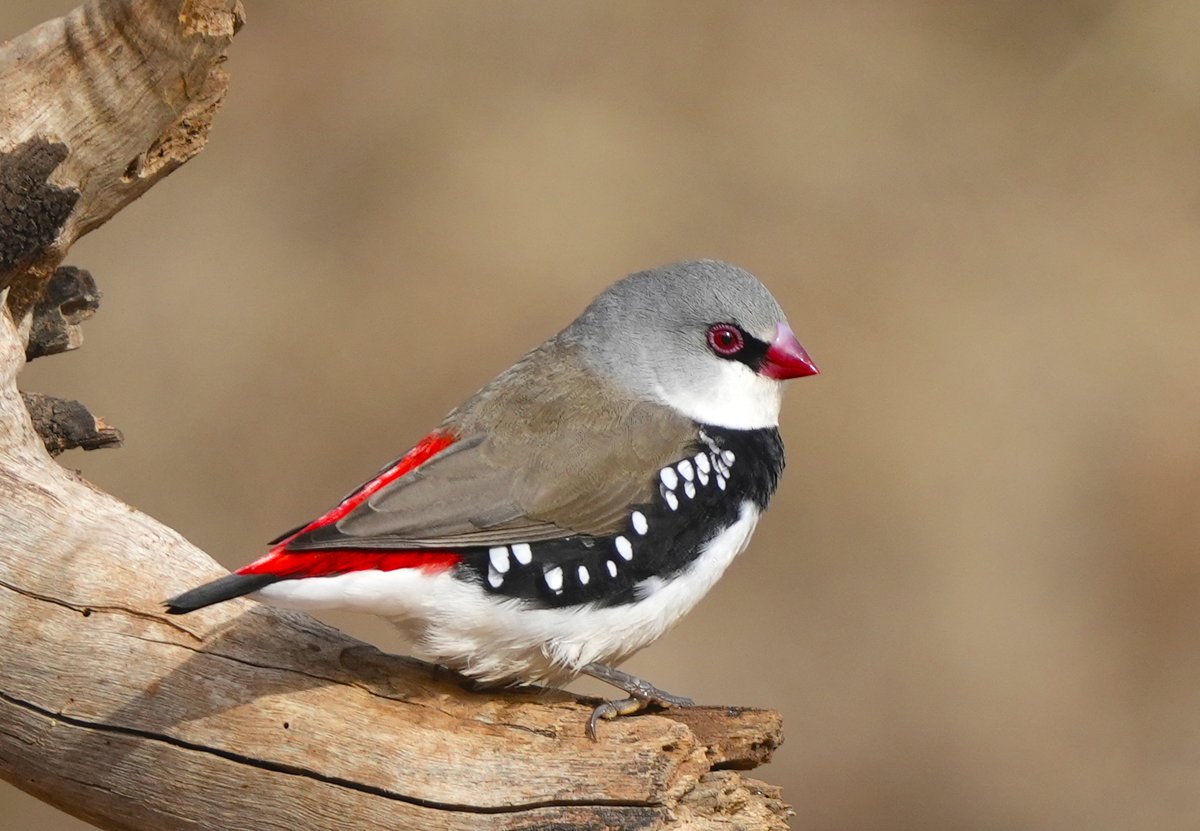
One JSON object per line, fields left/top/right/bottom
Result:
{"left": 166, "top": 260, "right": 819, "bottom": 737}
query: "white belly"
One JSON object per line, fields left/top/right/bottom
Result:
{"left": 254, "top": 502, "right": 761, "bottom": 686}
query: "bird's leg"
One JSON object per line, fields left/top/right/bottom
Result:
{"left": 582, "top": 663, "right": 696, "bottom": 706}
{"left": 581, "top": 662, "right": 695, "bottom": 740}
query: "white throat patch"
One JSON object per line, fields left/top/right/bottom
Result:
{"left": 653, "top": 361, "right": 782, "bottom": 430}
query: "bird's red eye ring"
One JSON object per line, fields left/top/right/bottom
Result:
{"left": 706, "top": 323, "right": 744, "bottom": 356}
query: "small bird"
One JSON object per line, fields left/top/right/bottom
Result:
{"left": 166, "top": 260, "right": 818, "bottom": 737}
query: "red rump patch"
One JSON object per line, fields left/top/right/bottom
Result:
{"left": 240, "top": 549, "right": 461, "bottom": 579}
{"left": 239, "top": 431, "right": 461, "bottom": 579}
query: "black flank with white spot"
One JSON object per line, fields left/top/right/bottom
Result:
{"left": 454, "top": 425, "right": 785, "bottom": 609}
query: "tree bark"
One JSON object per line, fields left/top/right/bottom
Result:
{"left": 0, "top": 2, "right": 790, "bottom": 829}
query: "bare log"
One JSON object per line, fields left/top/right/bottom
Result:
{"left": 0, "top": 2, "right": 790, "bottom": 829}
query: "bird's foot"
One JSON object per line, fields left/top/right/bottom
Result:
{"left": 582, "top": 662, "right": 695, "bottom": 740}
{"left": 588, "top": 696, "right": 645, "bottom": 740}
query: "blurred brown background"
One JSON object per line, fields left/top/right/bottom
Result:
{"left": 5, "top": 1, "right": 1200, "bottom": 829}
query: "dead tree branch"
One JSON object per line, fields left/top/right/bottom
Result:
{"left": 0, "top": 2, "right": 789, "bottom": 829}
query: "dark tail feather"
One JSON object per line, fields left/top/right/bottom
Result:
{"left": 164, "top": 572, "right": 280, "bottom": 614}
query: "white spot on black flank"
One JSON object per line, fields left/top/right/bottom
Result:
{"left": 487, "top": 566, "right": 504, "bottom": 588}
{"left": 721, "top": 450, "right": 736, "bottom": 465}
{"left": 488, "top": 546, "right": 510, "bottom": 574}
{"left": 631, "top": 510, "right": 648, "bottom": 535}
{"left": 511, "top": 543, "right": 533, "bottom": 565}
{"left": 615, "top": 535, "right": 634, "bottom": 561}
{"left": 663, "top": 489, "right": 679, "bottom": 511}
{"left": 454, "top": 426, "right": 783, "bottom": 610}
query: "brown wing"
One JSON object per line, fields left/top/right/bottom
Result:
{"left": 286, "top": 342, "right": 698, "bottom": 551}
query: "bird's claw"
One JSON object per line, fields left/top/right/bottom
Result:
{"left": 585, "top": 688, "right": 695, "bottom": 741}
{"left": 580, "top": 662, "right": 697, "bottom": 740}
{"left": 587, "top": 695, "right": 656, "bottom": 740}
{"left": 587, "top": 698, "right": 627, "bottom": 740}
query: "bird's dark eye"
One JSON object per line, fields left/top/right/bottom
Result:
{"left": 706, "top": 323, "right": 745, "bottom": 356}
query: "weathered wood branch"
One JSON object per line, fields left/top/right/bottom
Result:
{"left": 0, "top": 0, "right": 242, "bottom": 309}
{"left": 25, "top": 265, "right": 102, "bottom": 361}
{"left": 0, "top": 2, "right": 790, "bottom": 829}
{"left": 20, "top": 264, "right": 119, "bottom": 455}
{"left": 19, "top": 390, "right": 123, "bottom": 455}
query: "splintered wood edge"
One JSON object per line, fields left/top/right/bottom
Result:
{"left": 19, "top": 391, "right": 123, "bottom": 455}
{"left": 24, "top": 265, "right": 101, "bottom": 360}
{"left": 661, "top": 706, "right": 784, "bottom": 770}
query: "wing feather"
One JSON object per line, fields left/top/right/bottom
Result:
{"left": 283, "top": 344, "right": 697, "bottom": 552}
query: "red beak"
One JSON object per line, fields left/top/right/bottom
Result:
{"left": 762, "top": 322, "right": 820, "bottom": 380}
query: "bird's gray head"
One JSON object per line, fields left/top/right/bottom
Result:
{"left": 563, "top": 260, "right": 818, "bottom": 429}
